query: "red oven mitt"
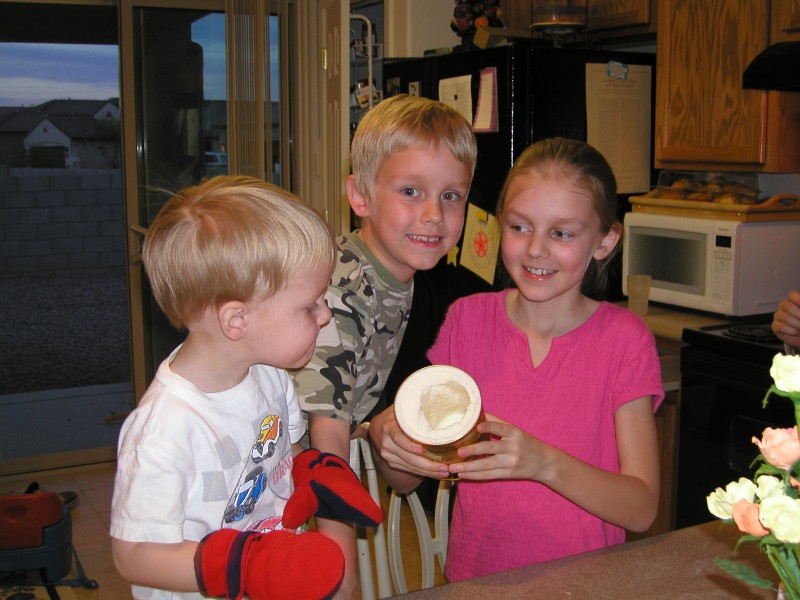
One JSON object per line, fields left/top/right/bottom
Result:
{"left": 282, "top": 449, "right": 383, "bottom": 529}
{"left": 194, "top": 528, "right": 343, "bottom": 600}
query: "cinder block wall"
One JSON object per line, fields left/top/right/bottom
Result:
{"left": 0, "top": 167, "right": 124, "bottom": 275}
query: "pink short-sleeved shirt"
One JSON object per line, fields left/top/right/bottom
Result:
{"left": 427, "top": 291, "right": 664, "bottom": 581}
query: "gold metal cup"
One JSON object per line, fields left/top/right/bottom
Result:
{"left": 394, "top": 365, "right": 487, "bottom": 465}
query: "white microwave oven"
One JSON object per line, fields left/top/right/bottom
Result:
{"left": 622, "top": 211, "right": 800, "bottom": 316}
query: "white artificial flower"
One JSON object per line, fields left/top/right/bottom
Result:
{"left": 759, "top": 495, "right": 800, "bottom": 543}
{"left": 771, "top": 353, "right": 800, "bottom": 394}
{"left": 707, "top": 477, "right": 758, "bottom": 519}
{"left": 756, "top": 475, "right": 785, "bottom": 501}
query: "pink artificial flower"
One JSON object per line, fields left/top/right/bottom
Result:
{"left": 753, "top": 427, "right": 800, "bottom": 470}
{"left": 732, "top": 499, "right": 769, "bottom": 537}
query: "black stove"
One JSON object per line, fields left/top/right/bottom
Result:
{"left": 676, "top": 317, "right": 790, "bottom": 529}
{"left": 723, "top": 323, "right": 783, "bottom": 345}
{"left": 681, "top": 319, "right": 783, "bottom": 388}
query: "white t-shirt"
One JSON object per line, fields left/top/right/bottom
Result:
{"left": 110, "top": 348, "right": 306, "bottom": 599}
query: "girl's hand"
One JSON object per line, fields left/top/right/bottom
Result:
{"left": 368, "top": 407, "right": 450, "bottom": 480}
{"left": 449, "top": 414, "right": 555, "bottom": 482}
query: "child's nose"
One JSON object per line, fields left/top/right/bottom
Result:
{"left": 318, "top": 301, "right": 332, "bottom": 326}
{"left": 421, "top": 199, "right": 444, "bottom": 225}
{"left": 526, "top": 233, "right": 548, "bottom": 256}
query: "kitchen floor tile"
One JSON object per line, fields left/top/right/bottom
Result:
{"left": 1, "top": 462, "right": 447, "bottom": 599}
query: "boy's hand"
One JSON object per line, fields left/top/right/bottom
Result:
{"left": 368, "top": 407, "right": 451, "bottom": 480}
{"left": 282, "top": 449, "right": 383, "bottom": 529}
{"left": 194, "top": 528, "right": 343, "bottom": 600}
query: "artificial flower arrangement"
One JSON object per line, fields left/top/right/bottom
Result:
{"left": 707, "top": 353, "right": 800, "bottom": 599}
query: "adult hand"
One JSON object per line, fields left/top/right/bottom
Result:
{"left": 773, "top": 290, "right": 800, "bottom": 351}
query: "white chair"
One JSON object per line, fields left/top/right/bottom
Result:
{"left": 349, "top": 437, "right": 392, "bottom": 599}
{"left": 349, "top": 437, "right": 451, "bottom": 598}
{"left": 387, "top": 479, "right": 451, "bottom": 594}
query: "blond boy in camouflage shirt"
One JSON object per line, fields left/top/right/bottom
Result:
{"left": 291, "top": 94, "right": 477, "bottom": 598}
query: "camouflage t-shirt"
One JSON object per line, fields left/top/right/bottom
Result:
{"left": 293, "top": 232, "right": 413, "bottom": 427}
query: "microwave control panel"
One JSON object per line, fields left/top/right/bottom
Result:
{"left": 710, "top": 233, "right": 734, "bottom": 301}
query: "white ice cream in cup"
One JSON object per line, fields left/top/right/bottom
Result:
{"left": 394, "top": 365, "right": 486, "bottom": 463}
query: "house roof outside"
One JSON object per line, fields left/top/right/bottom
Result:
{"left": 0, "top": 98, "right": 119, "bottom": 138}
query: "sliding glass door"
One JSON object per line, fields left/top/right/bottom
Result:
{"left": 120, "top": 0, "right": 289, "bottom": 403}
{"left": 0, "top": 0, "right": 297, "bottom": 473}
{"left": 0, "top": 1, "right": 129, "bottom": 473}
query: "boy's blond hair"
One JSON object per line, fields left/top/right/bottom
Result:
{"left": 142, "top": 176, "right": 335, "bottom": 329}
{"left": 350, "top": 94, "right": 478, "bottom": 200}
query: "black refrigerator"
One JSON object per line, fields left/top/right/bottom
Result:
{"left": 376, "top": 40, "right": 657, "bottom": 424}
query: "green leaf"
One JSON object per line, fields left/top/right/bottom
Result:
{"left": 733, "top": 534, "right": 764, "bottom": 551}
{"left": 714, "top": 559, "right": 774, "bottom": 589}
{"left": 754, "top": 462, "right": 783, "bottom": 478}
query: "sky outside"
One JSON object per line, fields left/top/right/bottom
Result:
{"left": 0, "top": 43, "right": 119, "bottom": 106}
{"left": 0, "top": 14, "right": 231, "bottom": 107}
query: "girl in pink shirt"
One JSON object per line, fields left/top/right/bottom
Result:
{"left": 370, "top": 138, "right": 667, "bottom": 581}
{"left": 428, "top": 137, "right": 663, "bottom": 580}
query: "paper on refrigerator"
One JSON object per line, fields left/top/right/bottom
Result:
{"left": 439, "top": 75, "right": 473, "bottom": 124}
{"left": 585, "top": 62, "right": 652, "bottom": 194}
{"left": 460, "top": 203, "right": 501, "bottom": 285}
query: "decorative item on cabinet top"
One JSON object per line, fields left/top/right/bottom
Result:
{"left": 530, "top": 1, "right": 587, "bottom": 34}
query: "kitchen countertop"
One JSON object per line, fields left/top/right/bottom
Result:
{"left": 620, "top": 302, "right": 729, "bottom": 343}
{"left": 396, "top": 520, "right": 777, "bottom": 599}
{"left": 642, "top": 304, "right": 728, "bottom": 342}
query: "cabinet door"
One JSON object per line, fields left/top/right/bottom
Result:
{"left": 771, "top": 0, "right": 800, "bottom": 42}
{"left": 587, "top": 0, "right": 651, "bottom": 31}
{"left": 626, "top": 389, "right": 679, "bottom": 541}
{"left": 502, "top": 0, "right": 533, "bottom": 30}
{"left": 655, "top": 0, "right": 769, "bottom": 167}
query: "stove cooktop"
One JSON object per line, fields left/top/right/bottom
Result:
{"left": 682, "top": 321, "right": 784, "bottom": 362}
{"left": 681, "top": 321, "right": 783, "bottom": 387}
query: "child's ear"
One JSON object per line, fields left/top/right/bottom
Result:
{"left": 594, "top": 223, "right": 621, "bottom": 260}
{"left": 219, "top": 301, "right": 247, "bottom": 341}
{"left": 346, "top": 174, "right": 371, "bottom": 218}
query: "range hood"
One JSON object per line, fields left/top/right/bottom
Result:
{"left": 743, "top": 41, "right": 800, "bottom": 91}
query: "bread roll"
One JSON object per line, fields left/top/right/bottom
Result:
{"left": 670, "top": 178, "right": 697, "bottom": 190}
{"left": 722, "top": 181, "right": 759, "bottom": 198}
{"left": 687, "top": 191, "right": 713, "bottom": 202}
{"left": 714, "top": 193, "right": 742, "bottom": 205}
{"left": 659, "top": 188, "right": 687, "bottom": 200}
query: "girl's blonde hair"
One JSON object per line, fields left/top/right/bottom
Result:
{"left": 142, "top": 176, "right": 335, "bottom": 329}
{"left": 496, "top": 137, "right": 621, "bottom": 298}
{"left": 350, "top": 94, "right": 478, "bottom": 200}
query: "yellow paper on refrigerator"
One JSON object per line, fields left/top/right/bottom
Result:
{"left": 460, "top": 203, "right": 500, "bottom": 285}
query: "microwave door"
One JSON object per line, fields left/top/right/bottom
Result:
{"left": 623, "top": 213, "right": 733, "bottom": 315}
{"left": 626, "top": 225, "right": 707, "bottom": 295}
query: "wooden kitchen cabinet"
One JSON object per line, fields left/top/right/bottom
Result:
{"left": 771, "top": 0, "right": 800, "bottom": 42}
{"left": 503, "top": 0, "right": 657, "bottom": 41}
{"left": 626, "top": 348, "right": 680, "bottom": 541}
{"left": 586, "top": 0, "right": 655, "bottom": 33}
{"left": 655, "top": 0, "right": 800, "bottom": 173}
{"left": 626, "top": 390, "right": 679, "bottom": 541}
{"left": 500, "top": 1, "right": 533, "bottom": 30}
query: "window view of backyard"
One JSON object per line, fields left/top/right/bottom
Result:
{"left": 0, "top": 39, "right": 127, "bottom": 397}
{"left": 0, "top": 5, "right": 228, "bottom": 464}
